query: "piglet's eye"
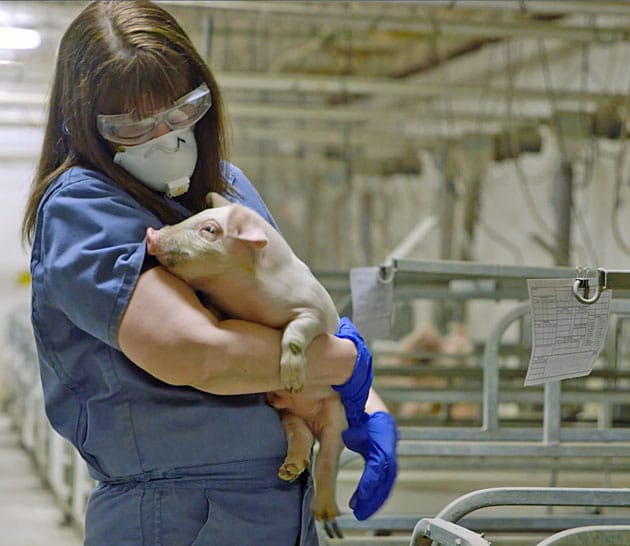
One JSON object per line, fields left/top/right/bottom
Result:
{"left": 200, "top": 220, "right": 222, "bottom": 237}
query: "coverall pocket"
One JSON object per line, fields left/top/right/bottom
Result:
{"left": 151, "top": 486, "right": 210, "bottom": 546}
{"left": 191, "top": 483, "right": 306, "bottom": 546}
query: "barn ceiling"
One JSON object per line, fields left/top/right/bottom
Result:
{"left": 2, "top": 1, "right": 630, "bottom": 179}
{"left": 2, "top": 1, "right": 630, "bottom": 270}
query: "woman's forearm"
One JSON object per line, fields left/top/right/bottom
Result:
{"left": 118, "top": 266, "right": 356, "bottom": 394}
{"left": 184, "top": 318, "right": 357, "bottom": 394}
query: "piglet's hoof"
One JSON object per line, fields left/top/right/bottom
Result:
{"left": 278, "top": 460, "right": 309, "bottom": 481}
{"left": 312, "top": 503, "right": 340, "bottom": 522}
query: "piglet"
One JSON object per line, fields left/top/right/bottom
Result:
{"left": 145, "top": 192, "right": 346, "bottom": 521}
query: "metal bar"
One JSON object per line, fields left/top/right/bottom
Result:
{"left": 482, "top": 303, "right": 530, "bottom": 432}
{"left": 573, "top": 268, "right": 630, "bottom": 304}
{"left": 10, "top": 72, "right": 626, "bottom": 111}
{"left": 375, "top": 458, "right": 630, "bottom": 472}
{"left": 532, "top": 525, "right": 630, "bottom": 546}
{"left": 377, "top": 386, "right": 630, "bottom": 405}
{"left": 391, "top": 259, "right": 576, "bottom": 280}
{"left": 374, "top": 364, "right": 630, "bottom": 379}
{"left": 412, "top": 518, "right": 490, "bottom": 546}
{"left": 218, "top": 71, "right": 629, "bottom": 105}
{"left": 395, "top": 441, "right": 630, "bottom": 457}
{"left": 322, "top": 538, "right": 408, "bottom": 545}
{"left": 399, "top": 426, "right": 630, "bottom": 442}
{"left": 229, "top": 103, "right": 540, "bottom": 124}
{"left": 441, "top": 1, "right": 630, "bottom": 17}
{"left": 553, "top": 162, "right": 573, "bottom": 265}
{"left": 601, "top": 269, "right": 630, "bottom": 291}
{"left": 236, "top": 125, "right": 433, "bottom": 149}
{"left": 335, "top": 513, "right": 630, "bottom": 533}
{"left": 317, "top": 268, "right": 630, "bottom": 303}
{"left": 435, "top": 487, "right": 630, "bottom": 523}
{"left": 543, "top": 381, "right": 561, "bottom": 444}
{"left": 158, "top": 1, "right": 630, "bottom": 42}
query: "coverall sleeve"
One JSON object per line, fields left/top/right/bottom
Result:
{"left": 34, "top": 170, "right": 161, "bottom": 348}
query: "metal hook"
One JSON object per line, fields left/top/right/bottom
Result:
{"left": 378, "top": 265, "right": 395, "bottom": 284}
{"left": 571, "top": 267, "right": 602, "bottom": 304}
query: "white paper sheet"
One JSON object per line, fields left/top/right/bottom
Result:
{"left": 350, "top": 266, "right": 394, "bottom": 341}
{"left": 524, "top": 278, "right": 611, "bottom": 386}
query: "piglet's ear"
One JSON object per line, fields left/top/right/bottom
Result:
{"left": 226, "top": 205, "right": 268, "bottom": 249}
{"left": 205, "top": 191, "right": 232, "bottom": 208}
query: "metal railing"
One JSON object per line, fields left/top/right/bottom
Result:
{"left": 3, "top": 306, "right": 93, "bottom": 531}
{"left": 412, "top": 487, "right": 630, "bottom": 546}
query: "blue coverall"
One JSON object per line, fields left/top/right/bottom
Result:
{"left": 29, "top": 163, "right": 318, "bottom": 545}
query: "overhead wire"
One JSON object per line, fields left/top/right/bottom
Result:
{"left": 429, "top": 10, "right": 457, "bottom": 141}
{"left": 472, "top": 35, "right": 496, "bottom": 135}
{"left": 570, "top": 33, "right": 599, "bottom": 264}
{"left": 536, "top": 36, "right": 570, "bottom": 164}
{"left": 429, "top": 11, "right": 460, "bottom": 263}
{"left": 505, "top": 38, "right": 555, "bottom": 237}
{"left": 472, "top": 39, "right": 526, "bottom": 265}
{"left": 536, "top": 35, "right": 599, "bottom": 265}
{"left": 574, "top": 26, "right": 596, "bottom": 191}
{"left": 611, "top": 54, "right": 630, "bottom": 257}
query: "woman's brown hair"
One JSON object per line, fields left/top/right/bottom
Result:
{"left": 22, "top": 0, "right": 231, "bottom": 244}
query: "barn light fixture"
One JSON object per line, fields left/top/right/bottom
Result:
{"left": 0, "top": 27, "right": 41, "bottom": 50}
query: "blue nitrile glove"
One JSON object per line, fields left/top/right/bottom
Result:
{"left": 341, "top": 411, "right": 398, "bottom": 520}
{"left": 332, "top": 318, "right": 398, "bottom": 519}
{"left": 332, "top": 317, "right": 373, "bottom": 427}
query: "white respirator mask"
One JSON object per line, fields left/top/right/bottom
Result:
{"left": 113, "top": 127, "right": 198, "bottom": 198}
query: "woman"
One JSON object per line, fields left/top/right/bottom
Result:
{"left": 22, "top": 1, "right": 397, "bottom": 544}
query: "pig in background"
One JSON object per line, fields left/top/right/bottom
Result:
{"left": 379, "top": 322, "right": 477, "bottom": 422}
{"left": 145, "top": 192, "right": 346, "bottom": 522}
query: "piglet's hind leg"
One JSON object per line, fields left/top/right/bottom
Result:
{"left": 311, "top": 398, "right": 346, "bottom": 521}
{"left": 277, "top": 411, "right": 314, "bottom": 481}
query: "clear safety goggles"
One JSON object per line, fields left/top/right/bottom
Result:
{"left": 97, "top": 83, "right": 212, "bottom": 146}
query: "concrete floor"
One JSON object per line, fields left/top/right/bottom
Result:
{"left": 0, "top": 413, "right": 83, "bottom": 546}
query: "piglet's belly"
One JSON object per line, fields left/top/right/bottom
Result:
{"left": 266, "top": 387, "right": 341, "bottom": 432}
{"left": 267, "top": 387, "right": 339, "bottom": 421}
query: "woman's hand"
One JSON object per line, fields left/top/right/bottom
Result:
{"left": 341, "top": 411, "right": 398, "bottom": 520}
{"left": 332, "top": 317, "right": 399, "bottom": 520}
{"left": 332, "top": 317, "right": 373, "bottom": 426}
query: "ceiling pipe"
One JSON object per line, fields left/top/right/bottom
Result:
{"left": 4, "top": 73, "right": 625, "bottom": 108}
{"left": 435, "top": 1, "right": 630, "bottom": 17}
{"left": 0, "top": 102, "right": 536, "bottom": 127}
{"left": 157, "top": 1, "right": 630, "bottom": 42}
{"left": 227, "top": 103, "right": 544, "bottom": 124}
{"left": 30, "top": 1, "right": 630, "bottom": 35}
{"left": 216, "top": 72, "right": 627, "bottom": 105}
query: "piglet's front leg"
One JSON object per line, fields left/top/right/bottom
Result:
{"left": 280, "top": 314, "right": 324, "bottom": 393}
